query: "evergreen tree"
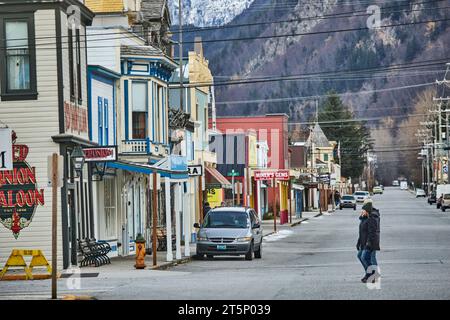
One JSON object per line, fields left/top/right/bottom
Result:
{"left": 318, "top": 92, "right": 373, "bottom": 179}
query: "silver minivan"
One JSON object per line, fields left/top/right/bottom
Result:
{"left": 194, "top": 207, "right": 263, "bottom": 260}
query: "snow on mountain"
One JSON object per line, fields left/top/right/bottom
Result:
{"left": 169, "top": 0, "right": 254, "bottom": 27}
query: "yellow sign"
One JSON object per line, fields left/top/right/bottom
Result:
{"left": 0, "top": 249, "right": 52, "bottom": 280}
{"left": 207, "top": 188, "right": 222, "bottom": 208}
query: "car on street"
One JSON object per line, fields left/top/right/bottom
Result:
{"left": 428, "top": 191, "right": 436, "bottom": 205}
{"left": 441, "top": 194, "right": 450, "bottom": 212}
{"left": 339, "top": 195, "right": 357, "bottom": 210}
{"left": 353, "top": 191, "right": 370, "bottom": 203}
{"left": 393, "top": 180, "right": 400, "bottom": 186}
{"left": 380, "top": 185, "right": 384, "bottom": 190}
{"left": 415, "top": 188, "right": 426, "bottom": 198}
{"left": 373, "top": 186, "right": 383, "bottom": 194}
{"left": 194, "top": 207, "right": 263, "bottom": 260}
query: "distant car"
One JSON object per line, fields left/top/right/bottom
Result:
{"left": 441, "top": 194, "right": 450, "bottom": 212}
{"left": 428, "top": 191, "right": 436, "bottom": 205}
{"left": 353, "top": 191, "right": 370, "bottom": 203}
{"left": 415, "top": 189, "right": 426, "bottom": 198}
{"left": 393, "top": 180, "right": 400, "bottom": 186}
{"left": 373, "top": 186, "right": 383, "bottom": 194}
{"left": 379, "top": 185, "right": 384, "bottom": 190}
{"left": 339, "top": 195, "right": 357, "bottom": 210}
{"left": 194, "top": 207, "right": 263, "bottom": 260}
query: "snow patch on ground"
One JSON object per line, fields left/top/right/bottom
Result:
{"left": 263, "top": 230, "right": 294, "bottom": 242}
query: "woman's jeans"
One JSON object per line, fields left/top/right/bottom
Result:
{"left": 357, "top": 249, "right": 378, "bottom": 275}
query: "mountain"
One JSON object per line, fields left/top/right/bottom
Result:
{"left": 168, "top": 0, "right": 254, "bottom": 27}
{"left": 171, "top": 0, "right": 449, "bottom": 184}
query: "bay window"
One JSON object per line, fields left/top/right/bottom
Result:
{"left": 132, "top": 82, "right": 147, "bottom": 139}
{"left": 0, "top": 13, "right": 37, "bottom": 100}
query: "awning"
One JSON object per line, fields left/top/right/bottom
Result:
{"left": 205, "top": 166, "right": 232, "bottom": 189}
{"left": 107, "top": 160, "right": 188, "bottom": 179}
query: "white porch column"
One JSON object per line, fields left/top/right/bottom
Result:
{"left": 183, "top": 181, "right": 191, "bottom": 257}
{"left": 175, "top": 182, "right": 182, "bottom": 259}
{"left": 165, "top": 178, "right": 173, "bottom": 262}
{"left": 257, "top": 180, "right": 262, "bottom": 220}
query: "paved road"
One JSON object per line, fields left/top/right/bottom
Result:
{"left": 2, "top": 187, "right": 450, "bottom": 299}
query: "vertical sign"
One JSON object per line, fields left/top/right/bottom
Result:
{"left": 0, "top": 128, "right": 13, "bottom": 171}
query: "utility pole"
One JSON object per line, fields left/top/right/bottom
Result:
{"left": 178, "top": 0, "right": 183, "bottom": 115}
{"left": 51, "top": 153, "right": 58, "bottom": 300}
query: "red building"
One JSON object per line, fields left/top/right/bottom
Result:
{"left": 213, "top": 114, "right": 289, "bottom": 170}
{"left": 212, "top": 114, "right": 290, "bottom": 220}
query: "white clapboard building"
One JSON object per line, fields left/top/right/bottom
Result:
{"left": 0, "top": 0, "right": 94, "bottom": 270}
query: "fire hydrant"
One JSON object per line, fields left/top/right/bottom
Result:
{"left": 134, "top": 233, "right": 146, "bottom": 269}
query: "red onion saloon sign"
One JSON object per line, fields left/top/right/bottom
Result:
{"left": 0, "top": 131, "right": 45, "bottom": 239}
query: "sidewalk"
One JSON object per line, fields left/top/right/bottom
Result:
{"left": 68, "top": 243, "right": 197, "bottom": 276}
{"left": 260, "top": 210, "right": 324, "bottom": 236}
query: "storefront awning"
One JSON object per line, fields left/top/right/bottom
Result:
{"left": 107, "top": 160, "right": 188, "bottom": 179}
{"left": 205, "top": 166, "right": 232, "bottom": 189}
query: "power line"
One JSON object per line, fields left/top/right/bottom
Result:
{"left": 180, "top": 17, "right": 450, "bottom": 44}
{"left": 215, "top": 82, "right": 438, "bottom": 105}
{"left": 174, "top": 58, "right": 450, "bottom": 89}
{"left": 3, "top": 16, "right": 449, "bottom": 50}
{"left": 171, "top": 1, "right": 449, "bottom": 34}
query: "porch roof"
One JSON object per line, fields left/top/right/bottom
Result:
{"left": 107, "top": 160, "right": 188, "bottom": 179}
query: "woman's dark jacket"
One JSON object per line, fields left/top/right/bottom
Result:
{"left": 357, "top": 208, "right": 380, "bottom": 251}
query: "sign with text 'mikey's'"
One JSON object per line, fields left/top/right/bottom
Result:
{"left": 254, "top": 170, "right": 290, "bottom": 181}
{"left": 83, "top": 146, "right": 117, "bottom": 162}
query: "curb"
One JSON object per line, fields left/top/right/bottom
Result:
{"left": 151, "top": 256, "right": 193, "bottom": 270}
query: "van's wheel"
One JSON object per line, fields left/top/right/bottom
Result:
{"left": 255, "top": 243, "right": 262, "bottom": 259}
{"left": 245, "top": 242, "right": 254, "bottom": 261}
{"left": 195, "top": 253, "right": 205, "bottom": 260}
{"left": 206, "top": 254, "right": 214, "bottom": 259}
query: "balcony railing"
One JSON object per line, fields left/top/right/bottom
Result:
{"left": 120, "top": 139, "right": 149, "bottom": 154}
{"left": 119, "top": 139, "right": 169, "bottom": 157}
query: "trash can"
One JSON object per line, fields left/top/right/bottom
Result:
{"left": 280, "top": 210, "right": 288, "bottom": 224}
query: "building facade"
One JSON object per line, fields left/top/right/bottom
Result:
{"left": 0, "top": 0, "right": 95, "bottom": 269}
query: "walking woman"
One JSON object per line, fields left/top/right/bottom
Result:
{"left": 356, "top": 198, "right": 381, "bottom": 283}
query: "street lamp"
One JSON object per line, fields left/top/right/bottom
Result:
{"left": 71, "top": 146, "right": 85, "bottom": 177}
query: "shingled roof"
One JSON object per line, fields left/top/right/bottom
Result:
{"left": 306, "top": 123, "right": 331, "bottom": 148}
{"left": 140, "top": 0, "right": 169, "bottom": 20}
{"left": 121, "top": 44, "right": 163, "bottom": 57}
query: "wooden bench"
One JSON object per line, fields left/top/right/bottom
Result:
{"left": 154, "top": 227, "right": 176, "bottom": 251}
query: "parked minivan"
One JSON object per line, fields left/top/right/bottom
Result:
{"left": 194, "top": 207, "right": 263, "bottom": 260}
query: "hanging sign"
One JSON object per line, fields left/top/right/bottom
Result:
{"left": 254, "top": 170, "right": 290, "bottom": 181}
{"left": 83, "top": 146, "right": 117, "bottom": 162}
{"left": 188, "top": 165, "right": 203, "bottom": 176}
{"left": 0, "top": 128, "right": 13, "bottom": 171}
{"left": 0, "top": 131, "right": 45, "bottom": 239}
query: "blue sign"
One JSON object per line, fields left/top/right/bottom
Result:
{"left": 170, "top": 155, "right": 187, "bottom": 171}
